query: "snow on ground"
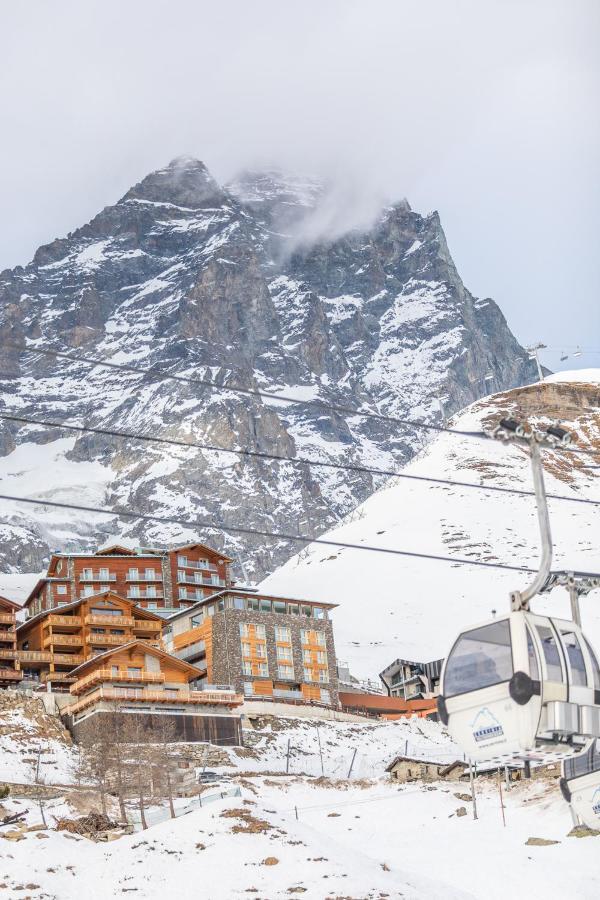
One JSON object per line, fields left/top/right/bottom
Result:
{"left": 1, "top": 774, "right": 598, "bottom": 899}
{"left": 261, "top": 375, "right": 600, "bottom": 680}
{"left": 0, "top": 706, "right": 77, "bottom": 785}
{"left": 229, "top": 715, "right": 462, "bottom": 779}
{"left": 545, "top": 368, "right": 600, "bottom": 385}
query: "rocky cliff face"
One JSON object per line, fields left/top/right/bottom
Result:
{"left": 0, "top": 157, "right": 537, "bottom": 579}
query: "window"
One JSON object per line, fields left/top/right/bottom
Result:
{"left": 191, "top": 613, "right": 204, "bottom": 627}
{"left": 275, "top": 626, "right": 290, "bottom": 643}
{"left": 288, "top": 603, "right": 299, "bottom": 616}
{"left": 194, "top": 572, "right": 202, "bottom": 584}
{"left": 260, "top": 599, "right": 272, "bottom": 613}
{"left": 241, "top": 641, "right": 252, "bottom": 657}
{"left": 177, "top": 555, "right": 187, "bottom": 566}
{"left": 127, "top": 667, "right": 142, "bottom": 677}
{"left": 83, "top": 586, "right": 94, "bottom": 597}
{"left": 100, "top": 584, "right": 109, "bottom": 592}
{"left": 276, "top": 646, "right": 292, "bottom": 661}
{"left": 145, "top": 568, "right": 155, "bottom": 580}
{"left": 254, "top": 624, "right": 266, "bottom": 639}
{"left": 179, "top": 587, "right": 187, "bottom": 599}
{"left": 99, "top": 568, "right": 109, "bottom": 580}
{"left": 300, "top": 629, "right": 310, "bottom": 644}
{"left": 207, "top": 605, "right": 215, "bottom": 617}
{"left": 240, "top": 623, "right": 250, "bottom": 638}
{"left": 146, "top": 585, "right": 156, "bottom": 598}
{"left": 128, "top": 568, "right": 139, "bottom": 580}
{"left": 526, "top": 627, "right": 540, "bottom": 680}
{"left": 233, "top": 596, "right": 245, "bottom": 610}
{"left": 584, "top": 638, "right": 600, "bottom": 690}
{"left": 217, "top": 598, "right": 225, "bottom": 611}
{"left": 129, "top": 585, "right": 140, "bottom": 598}
{"left": 314, "top": 607, "right": 326, "bottom": 620}
{"left": 315, "top": 631, "right": 326, "bottom": 647}
{"left": 91, "top": 627, "right": 105, "bottom": 634}
{"left": 536, "top": 624, "right": 565, "bottom": 682}
{"left": 444, "top": 620, "right": 513, "bottom": 697}
{"left": 211, "top": 574, "right": 221, "bottom": 586}
{"left": 303, "top": 649, "right": 312, "bottom": 664}
{"left": 242, "top": 662, "right": 253, "bottom": 676}
{"left": 302, "top": 606, "right": 312, "bottom": 617}
{"left": 255, "top": 644, "right": 266, "bottom": 658}
{"left": 257, "top": 662, "right": 268, "bottom": 676}
{"left": 273, "top": 600, "right": 286, "bottom": 614}
{"left": 318, "top": 669, "right": 329, "bottom": 683}
{"left": 82, "top": 568, "right": 93, "bottom": 579}
{"left": 277, "top": 664, "right": 294, "bottom": 680}
{"left": 111, "top": 629, "right": 125, "bottom": 635}
{"left": 561, "top": 631, "right": 587, "bottom": 686}
{"left": 303, "top": 667, "right": 314, "bottom": 682}
{"left": 247, "top": 597, "right": 259, "bottom": 612}
{"left": 56, "top": 584, "right": 67, "bottom": 595}
{"left": 91, "top": 607, "right": 121, "bottom": 616}
{"left": 147, "top": 602, "right": 158, "bottom": 610}
{"left": 111, "top": 665, "right": 119, "bottom": 676}
{"left": 316, "top": 651, "right": 327, "bottom": 664}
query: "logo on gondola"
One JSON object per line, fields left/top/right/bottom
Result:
{"left": 470, "top": 707, "right": 504, "bottom": 743}
{"left": 592, "top": 789, "right": 600, "bottom": 817}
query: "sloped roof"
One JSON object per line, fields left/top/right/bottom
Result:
{"left": 385, "top": 755, "right": 466, "bottom": 772}
{"left": 0, "top": 595, "right": 20, "bottom": 611}
{"left": 69, "top": 639, "right": 203, "bottom": 679}
{"left": 17, "top": 590, "right": 163, "bottom": 632}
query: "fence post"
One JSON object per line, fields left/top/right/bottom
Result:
{"left": 286, "top": 739, "right": 291, "bottom": 775}
{"left": 347, "top": 748, "right": 357, "bottom": 779}
{"left": 316, "top": 726, "right": 324, "bottom": 777}
{"left": 469, "top": 762, "right": 478, "bottom": 821}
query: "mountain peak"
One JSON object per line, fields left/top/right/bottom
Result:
{"left": 121, "top": 156, "right": 224, "bottom": 208}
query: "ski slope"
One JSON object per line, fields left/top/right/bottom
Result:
{"left": 261, "top": 374, "right": 600, "bottom": 680}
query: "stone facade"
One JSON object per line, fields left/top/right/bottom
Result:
{"left": 208, "top": 607, "right": 339, "bottom": 708}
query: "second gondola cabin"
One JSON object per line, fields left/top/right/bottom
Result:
{"left": 560, "top": 739, "right": 600, "bottom": 830}
{"left": 437, "top": 611, "right": 600, "bottom": 764}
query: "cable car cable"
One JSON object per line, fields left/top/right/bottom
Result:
{"left": 6, "top": 341, "right": 599, "bottom": 457}
{"left": 2, "top": 491, "right": 600, "bottom": 579}
{"left": 2, "top": 411, "right": 599, "bottom": 508}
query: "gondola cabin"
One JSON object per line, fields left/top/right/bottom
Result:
{"left": 560, "top": 740, "right": 600, "bottom": 830}
{"left": 437, "top": 612, "right": 600, "bottom": 764}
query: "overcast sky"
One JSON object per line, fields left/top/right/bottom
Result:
{"left": 2, "top": 0, "right": 598, "bottom": 372}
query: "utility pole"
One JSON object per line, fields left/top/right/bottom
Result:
{"left": 526, "top": 343, "right": 546, "bottom": 382}
{"left": 469, "top": 762, "right": 478, "bottom": 820}
{"left": 347, "top": 748, "right": 357, "bottom": 779}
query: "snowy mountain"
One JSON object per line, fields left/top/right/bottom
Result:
{"left": 261, "top": 372, "right": 600, "bottom": 681}
{"left": 0, "top": 157, "right": 537, "bottom": 580}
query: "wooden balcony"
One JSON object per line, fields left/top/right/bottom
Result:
{"left": 0, "top": 613, "right": 15, "bottom": 625}
{"left": 17, "top": 649, "right": 52, "bottom": 664}
{"left": 66, "top": 685, "right": 243, "bottom": 715}
{"left": 0, "top": 668, "right": 23, "bottom": 682}
{"left": 53, "top": 653, "right": 85, "bottom": 665}
{"left": 70, "top": 669, "right": 166, "bottom": 695}
{"left": 127, "top": 592, "right": 164, "bottom": 600}
{"left": 0, "top": 628, "right": 16, "bottom": 642}
{"left": 85, "top": 614, "right": 134, "bottom": 627}
{"left": 43, "top": 633, "right": 83, "bottom": 649}
{"left": 126, "top": 573, "right": 163, "bottom": 582}
{"left": 86, "top": 633, "right": 129, "bottom": 646}
{"left": 41, "top": 672, "right": 77, "bottom": 684}
{"left": 45, "top": 615, "right": 82, "bottom": 629}
{"left": 133, "top": 620, "right": 162, "bottom": 632}
{"left": 0, "top": 648, "right": 18, "bottom": 660}
{"left": 79, "top": 573, "right": 117, "bottom": 582}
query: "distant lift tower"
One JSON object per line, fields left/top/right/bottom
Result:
{"left": 527, "top": 343, "right": 547, "bottom": 382}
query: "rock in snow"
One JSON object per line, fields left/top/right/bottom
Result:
{"left": 0, "top": 157, "right": 537, "bottom": 579}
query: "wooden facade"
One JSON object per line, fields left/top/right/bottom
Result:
{"left": 63, "top": 640, "right": 243, "bottom": 722}
{"left": 165, "top": 589, "right": 340, "bottom": 707}
{"left": 16, "top": 591, "right": 163, "bottom": 688}
{"left": 0, "top": 596, "right": 22, "bottom": 687}
{"left": 23, "top": 541, "right": 232, "bottom": 619}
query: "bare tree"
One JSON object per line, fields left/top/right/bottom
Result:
{"left": 148, "top": 715, "right": 178, "bottom": 819}
{"left": 75, "top": 715, "right": 114, "bottom": 817}
{"left": 121, "top": 715, "right": 151, "bottom": 830}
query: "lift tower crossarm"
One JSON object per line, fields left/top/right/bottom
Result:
{"left": 540, "top": 571, "right": 600, "bottom": 627}
{"left": 486, "top": 419, "right": 572, "bottom": 613}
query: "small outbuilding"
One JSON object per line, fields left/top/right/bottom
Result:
{"left": 385, "top": 755, "right": 468, "bottom": 783}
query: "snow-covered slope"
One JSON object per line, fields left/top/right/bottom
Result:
{"left": 0, "top": 157, "right": 537, "bottom": 580}
{"left": 261, "top": 374, "right": 600, "bottom": 680}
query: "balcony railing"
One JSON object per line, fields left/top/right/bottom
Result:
{"left": 53, "top": 653, "right": 85, "bottom": 665}
{"left": 127, "top": 592, "right": 164, "bottom": 600}
{"left": 177, "top": 560, "right": 218, "bottom": 572}
{"left": 85, "top": 614, "right": 134, "bottom": 627}
{"left": 177, "top": 576, "right": 226, "bottom": 587}
{"left": 43, "top": 634, "right": 83, "bottom": 649}
{"left": 0, "top": 628, "right": 16, "bottom": 641}
{"left": 0, "top": 668, "right": 23, "bottom": 681}
{"left": 126, "top": 573, "right": 163, "bottom": 582}
{"left": 0, "top": 613, "right": 15, "bottom": 625}
{"left": 86, "top": 634, "right": 129, "bottom": 646}
{"left": 0, "top": 649, "right": 18, "bottom": 660}
{"left": 41, "top": 672, "right": 77, "bottom": 684}
{"left": 66, "top": 685, "right": 243, "bottom": 715}
{"left": 79, "top": 573, "right": 117, "bottom": 582}
{"left": 175, "top": 641, "right": 206, "bottom": 662}
{"left": 17, "top": 649, "right": 52, "bottom": 663}
{"left": 132, "top": 620, "right": 162, "bottom": 632}
{"left": 70, "top": 668, "right": 166, "bottom": 695}
{"left": 45, "top": 615, "right": 82, "bottom": 628}
{"left": 274, "top": 689, "right": 303, "bottom": 700}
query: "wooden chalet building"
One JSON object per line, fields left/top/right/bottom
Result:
{"left": 23, "top": 541, "right": 232, "bottom": 620}
{"left": 63, "top": 641, "right": 243, "bottom": 744}
{"left": 164, "top": 589, "right": 340, "bottom": 707}
{"left": 16, "top": 591, "right": 163, "bottom": 689}
{"left": 0, "top": 596, "right": 22, "bottom": 687}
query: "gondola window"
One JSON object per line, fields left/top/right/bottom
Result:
{"left": 526, "top": 628, "right": 540, "bottom": 680}
{"left": 561, "top": 631, "right": 587, "bottom": 686}
{"left": 583, "top": 638, "right": 600, "bottom": 690}
{"left": 444, "top": 620, "right": 513, "bottom": 697}
{"left": 536, "top": 625, "right": 564, "bottom": 682}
